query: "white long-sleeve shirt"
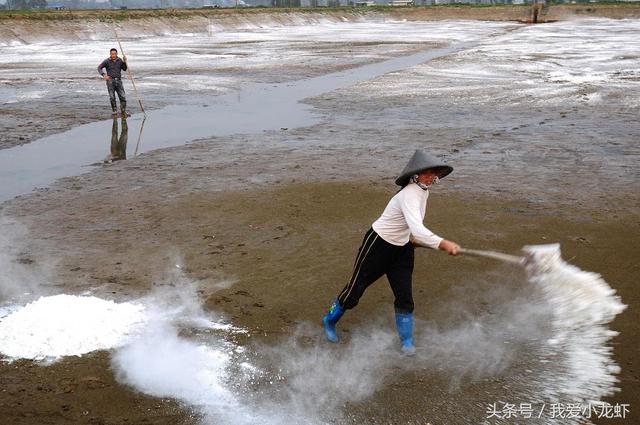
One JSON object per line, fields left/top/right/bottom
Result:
{"left": 371, "top": 182, "right": 443, "bottom": 249}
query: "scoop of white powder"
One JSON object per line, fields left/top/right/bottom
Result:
{"left": 0, "top": 294, "right": 146, "bottom": 361}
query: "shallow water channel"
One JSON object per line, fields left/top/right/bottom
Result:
{"left": 0, "top": 44, "right": 464, "bottom": 203}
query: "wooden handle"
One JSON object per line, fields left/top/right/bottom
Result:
{"left": 459, "top": 247, "right": 523, "bottom": 265}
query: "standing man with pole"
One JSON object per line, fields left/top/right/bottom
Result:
{"left": 98, "top": 48, "right": 128, "bottom": 117}
{"left": 112, "top": 24, "right": 146, "bottom": 117}
{"left": 322, "top": 149, "right": 460, "bottom": 355}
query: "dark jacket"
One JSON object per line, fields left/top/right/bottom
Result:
{"left": 98, "top": 57, "right": 128, "bottom": 79}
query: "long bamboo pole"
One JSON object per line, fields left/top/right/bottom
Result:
{"left": 113, "top": 23, "right": 146, "bottom": 117}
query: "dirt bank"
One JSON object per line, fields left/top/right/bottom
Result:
{"left": 2, "top": 5, "right": 640, "bottom": 44}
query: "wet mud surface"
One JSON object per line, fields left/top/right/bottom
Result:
{"left": 1, "top": 16, "right": 639, "bottom": 425}
{"left": 0, "top": 22, "right": 446, "bottom": 151}
{"left": 2, "top": 177, "right": 638, "bottom": 424}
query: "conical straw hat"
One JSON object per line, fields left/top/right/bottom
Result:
{"left": 395, "top": 150, "right": 453, "bottom": 187}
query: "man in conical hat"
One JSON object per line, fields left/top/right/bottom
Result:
{"left": 322, "top": 149, "right": 459, "bottom": 355}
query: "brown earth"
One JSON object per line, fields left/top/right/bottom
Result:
{"left": 1, "top": 126, "right": 638, "bottom": 423}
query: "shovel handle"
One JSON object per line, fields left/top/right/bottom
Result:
{"left": 458, "top": 247, "right": 523, "bottom": 265}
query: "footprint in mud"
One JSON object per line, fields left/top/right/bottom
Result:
{"left": 278, "top": 309, "right": 294, "bottom": 325}
{"left": 79, "top": 376, "right": 109, "bottom": 390}
{"left": 210, "top": 295, "right": 233, "bottom": 305}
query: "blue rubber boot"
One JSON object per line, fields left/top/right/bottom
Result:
{"left": 395, "top": 312, "right": 416, "bottom": 356}
{"left": 322, "top": 300, "right": 344, "bottom": 343}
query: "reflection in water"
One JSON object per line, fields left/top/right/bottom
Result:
{"left": 105, "top": 117, "right": 128, "bottom": 163}
{"left": 0, "top": 43, "right": 464, "bottom": 202}
{"left": 133, "top": 116, "right": 147, "bottom": 157}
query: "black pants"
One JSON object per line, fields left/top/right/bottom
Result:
{"left": 106, "top": 78, "right": 126, "bottom": 112}
{"left": 337, "top": 228, "right": 415, "bottom": 314}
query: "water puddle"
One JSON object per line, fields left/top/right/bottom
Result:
{"left": 0, "top": 44, "right": 461, "bottom": 204}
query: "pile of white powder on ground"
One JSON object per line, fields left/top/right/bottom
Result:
{"left": 0, "top": 294, "right": 146, "bottom": 361}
